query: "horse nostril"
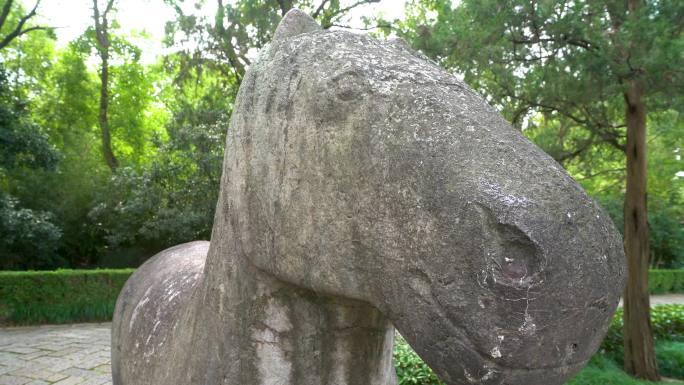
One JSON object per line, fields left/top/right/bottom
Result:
{"left": 502, "top": 258, "right": 527, "bottom": 280}
{"left": 489, "top": 221, "right": 541, "bottom": 287}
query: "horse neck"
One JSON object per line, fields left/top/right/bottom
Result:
{"left": 175, "top": 242, "right": 399, "bottom": 385}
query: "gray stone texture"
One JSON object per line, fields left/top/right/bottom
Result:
{"left": 112, "top": 9, "right": 626, "bottom": 385}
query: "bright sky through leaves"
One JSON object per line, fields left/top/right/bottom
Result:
{"left": 32, "top": 0, "right": 407, "bottom": 64}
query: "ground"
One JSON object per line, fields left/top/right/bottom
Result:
{"left": 0, "top": 294, "right": 682, "bottom": 385}
{"left": 0, "top": 324, "right": 111, "bottom": 385}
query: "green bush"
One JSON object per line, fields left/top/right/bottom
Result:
{"left": 0, "top": 269, "right": 133, "bottom": 325}
{"left": 650, "top": 270, "right": 684, "bottom": 294}
{"left": 393, "top": 335, "right": 443, "bottom": 385}
{"left": 601, "top": 304, "right": 684, "bottom": 365}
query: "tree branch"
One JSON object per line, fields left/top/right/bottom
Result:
{"left": 275, "top": 0, "right": 290, "bottom": 16}
{"left": 509, "top": 35, "right": 599, "bottom": 52}
{"left": 329, "top": 0, "right": 380, "bottom": 19}
{"left": 492, "top": 78, "right": 626, "bottom": 152}
{"left": 0, "top": 0, "right": 13, "bottom": 32}
{"left": 576, "top": 167, "right": 626, "bottom": 181}
{"left": 0, "top": 0, "right": 46, "bottom": 50}
{"left": 93, "top": 0, "right": 115, "bottom": 50}
{"left": 328, "top": 22, "right": 397, "bottom": 32}
{"left": 311, "top": 0, "right": 330, "bottom": 19}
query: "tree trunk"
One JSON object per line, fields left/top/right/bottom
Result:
{"left": 622, "top": 80, "right": 659, "bottom": 380}
{"left": 93, "top": 0, "right": 117, "bottom": 170}
{"left": 98, "top": 51, "right": 117, "bottom": 170}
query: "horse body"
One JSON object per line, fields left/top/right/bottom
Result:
{"left": 112, "top": 10, "right": 625, "bottom": 385}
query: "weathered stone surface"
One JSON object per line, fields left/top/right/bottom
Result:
{"left": 112, "top": 9, "right": 626, "bottom": 385}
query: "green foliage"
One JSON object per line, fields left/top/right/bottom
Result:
{"left": 643, "top": 305, "right": 684, "bottom": 342}
{"left": 655, "top": 341, "right": 684, "bottom": 379}
{"left": 393, "top": 334, "right": 443, "bottom": 385}
{"left": 164, "top": 0, "right": 383, "bottom": 86}
{"left": 650, "top": 270, "right": 684, "bottom": 294}
{"left": 0, "top": 193, "right": 62, "bottom": 269}
{"left": 0, "top": 268, "right": 133, "bottom": 324}
{"left": 600, "top": 305, "right": 684, "bottom": 365}
{"left": 0, "top": 62, "right": 62, "bottom": 269}
{"left": 87, "top": 62, "right": 229, "bottom": 262}
{"left": 0, "top": 67, "right": 57, "bottom": 171}
{"left": 1, "top": 18, "right": 175, "bottom": 268}
{"left": 581, "top": 111, "right": 684, "bottom": 268}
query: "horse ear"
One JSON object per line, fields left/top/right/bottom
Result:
{"left": 273, "top": 9, "right": 321, "bottom": 42}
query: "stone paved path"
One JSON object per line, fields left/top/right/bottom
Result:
{"left": 0, "top": 294, "right": 682, "bottom": 384}
{"left": 619, "top": 293, "right": 684, "bottom": 307}
{"left": 649, "top": 294, "right": 684, "bottom": 306}
{"left": 0, "top": 323, "right": 111, "bottom": 385}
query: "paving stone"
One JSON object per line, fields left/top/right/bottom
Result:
{"left": 0, "top": 366, "right": 15, "bottom": 376}
{"left": 48, "top": 347, "right": 86, "bottom": 358}
{"left": 0, "top": 375, "right": 31, "bottom": 385}
{"left": 0, "top": 324, "right": 111, "bottom": 385}
{"left": 7, "top": 368, "right": 63, "bottom": 382}
{"left": 52, "top": 377, "right": 85, "bottom": 385}
{"left": 78, "top": 376, "right": 110, "bottom": 385}
{"left": 0, "top": 347, "right": 39, "bottom": 355}
{"left": 16, "top": 351, "right": 48, "bottom": 361}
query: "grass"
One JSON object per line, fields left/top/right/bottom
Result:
{"left": 566, "top": 354, "right": 682, "bottom": 385}
{"left": 657, "top": 341, "right": 684, "bottom": 379}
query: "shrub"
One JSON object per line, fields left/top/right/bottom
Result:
{"left": 0, "top": 192, "right": 64, "bottom": 270}
{"left": 600, "top": 304, "right": 684, "bottom": 365}
{"left": 0, "top": 269, "right": 133, "bottom": 325}
{"left": 393, "top": 334, "right": 443, "bottom": 385}
{"left": 649, "top": 269, "right": 684, "bottom": 294}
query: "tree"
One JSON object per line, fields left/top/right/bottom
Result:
{"left": 0, "top": 0, "right": 48, "bottom": 49}
{"left": 391, "top": 0, "right": 683, "bottom": 379}
{"left": 0, "top": 2, "right": 61, "bottom": 269}
{"left": 88, "top": 56, "right": 229, "bottom": 265}
{"left": 31, "top": 43, "right": 109, "bottom": 266}
{"left": 0, "top": 64, "right": 62, "bottom": 269}
{"left": 92, "top": 0, "right": 118, "bottom": 170}
{"left": 164, "top": 0, "right": 381, "bottom": 85}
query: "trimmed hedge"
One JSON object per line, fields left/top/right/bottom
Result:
{"left": 649, "top": 269, "right": 684, "bottom": 294}
{"left": 0, "top": 269, "right": 134, "bottom": 325}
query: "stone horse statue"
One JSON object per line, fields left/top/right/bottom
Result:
{"left": 112, "top": 10, "right": 625, "bottom": 385}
